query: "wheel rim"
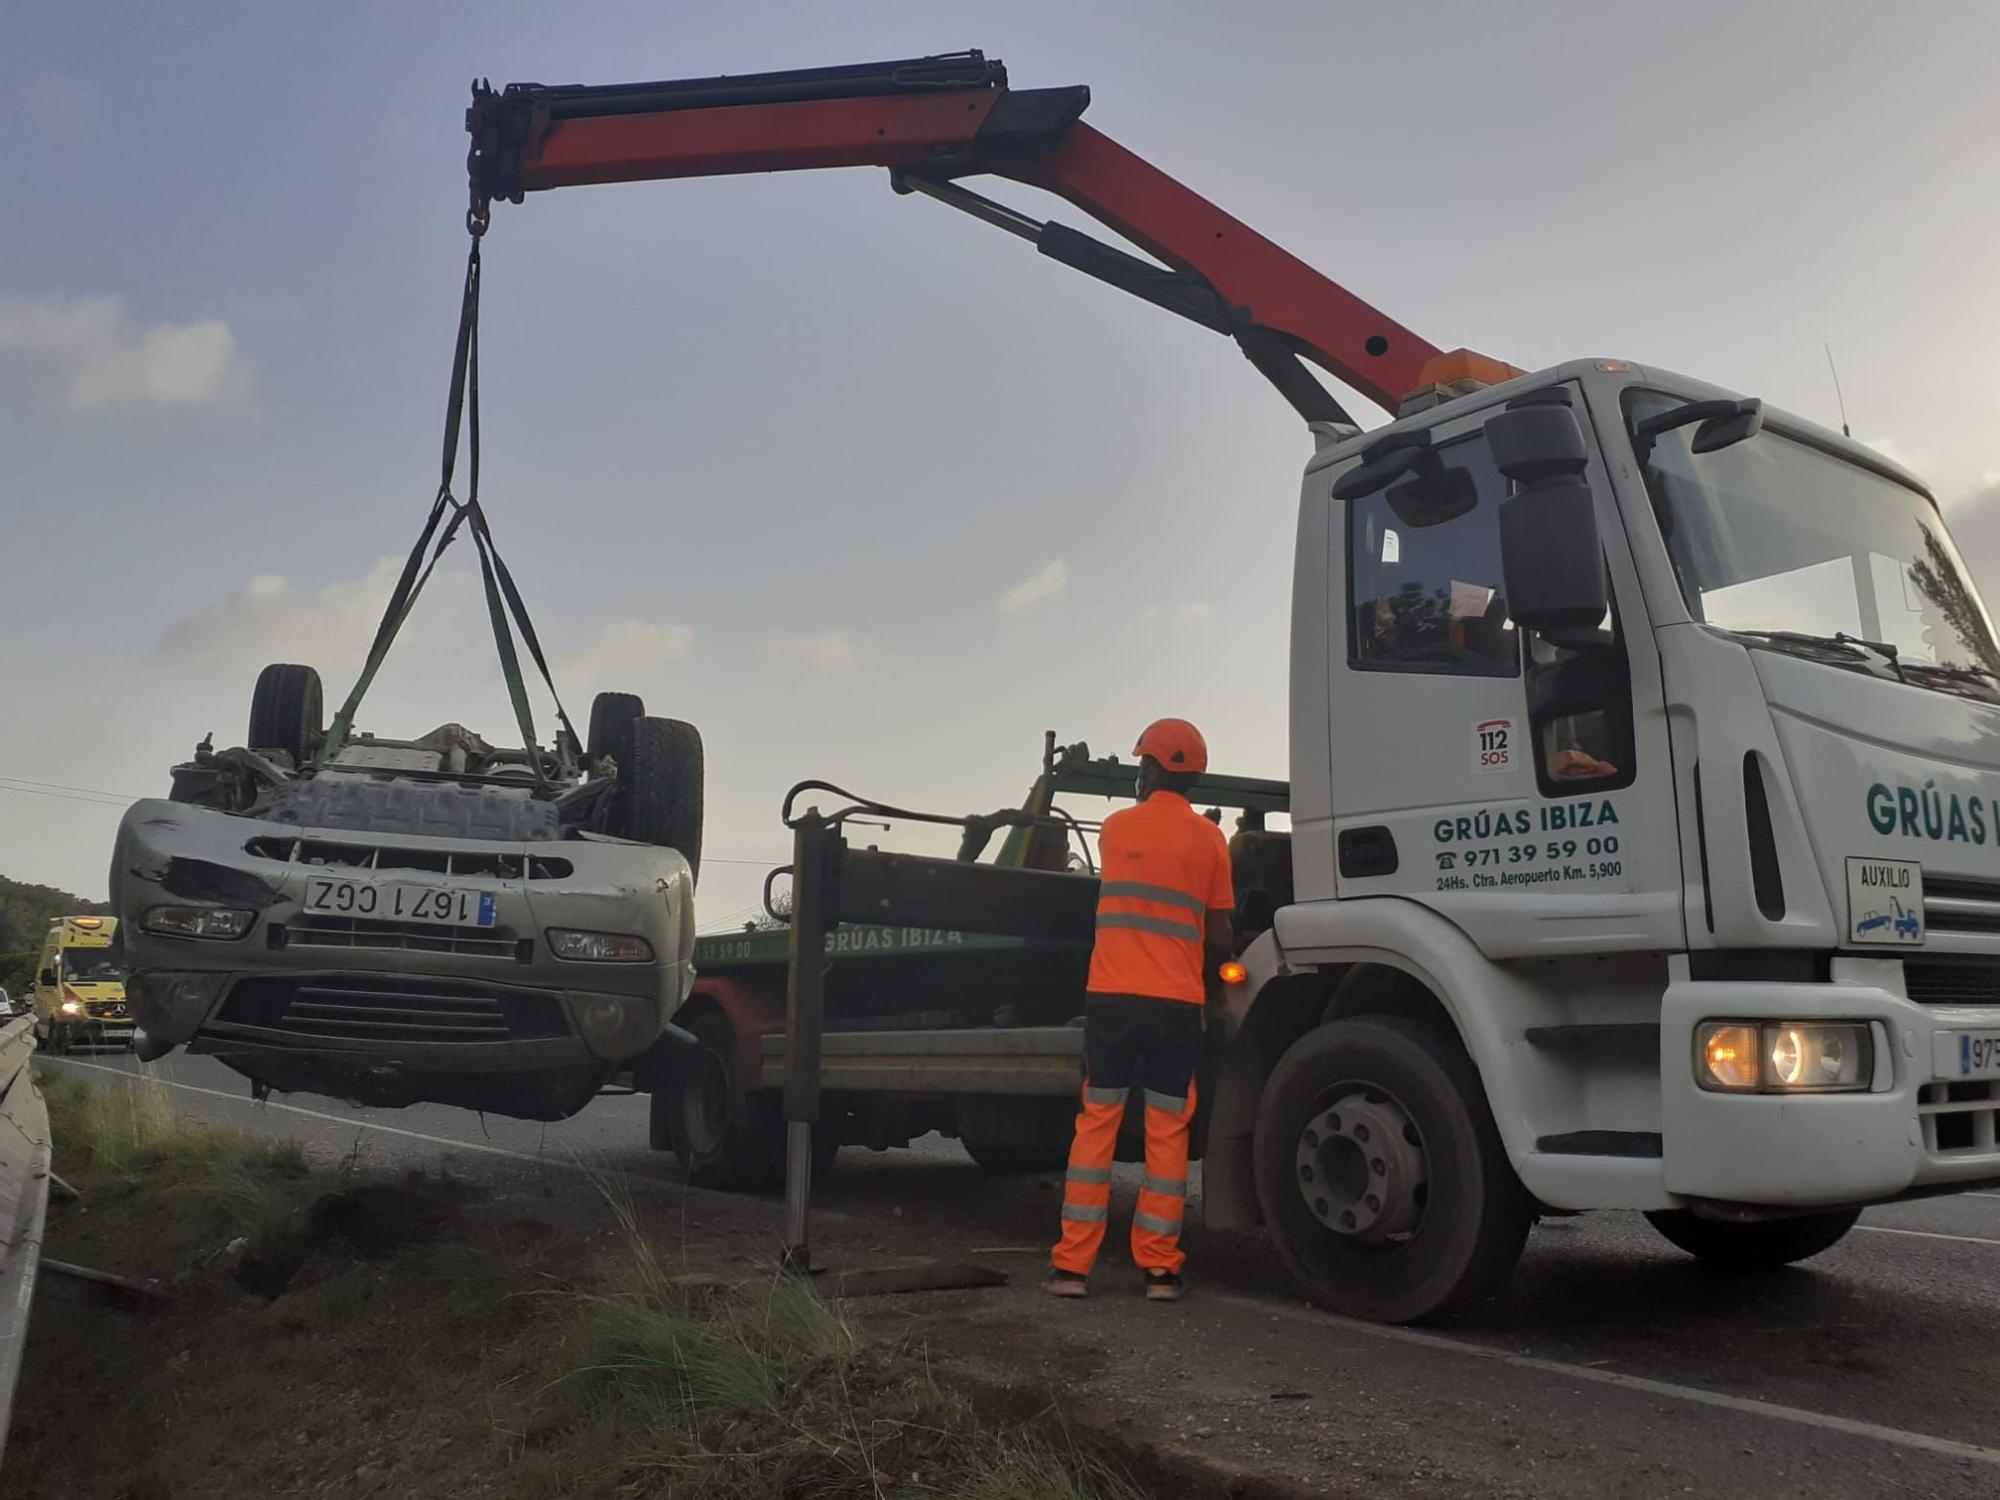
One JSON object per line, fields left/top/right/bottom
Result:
{"left": 1293, "top": 1087, "right": 1428, "bottom": 1245}
{"left": 681, "top": 1049, "right": 732, "bottom": 1157}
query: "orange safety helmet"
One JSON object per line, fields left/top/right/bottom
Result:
{"left": 1133, "top": 717, "right": 1208, "bottom": 774}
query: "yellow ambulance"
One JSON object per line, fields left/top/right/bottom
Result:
{"left": 31, "top": 915, "right": 133, "bottom": 1052}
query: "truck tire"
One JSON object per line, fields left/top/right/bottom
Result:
{"left": 1643, "top": 1208, "right": 1860, "bottom": 1269}
{"left": 668, "top": 1013, "right": 786, "bottom": 1190}
{"left": 586, "top": 691, "right": 645, "bottom": 774}
{"left": 959, "top": 1097, "right": 1076, "bottom": 1174}
{"left": 1253, "top": 1016, "right": 1534, "bottom": 1323}
{"left": 247, "top": 663, "right": 323, "bottom": 763}
{"left": 612, "top": 716, "right": 703, "bottom": 881}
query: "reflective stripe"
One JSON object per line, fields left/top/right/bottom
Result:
{"left": 1134, "top": 1210, "right": 1182, "bottom": 1236}
{"left": 1142, "top": 1173, "right": 1186, "bottom": 1199}
{"left": 1098, "top": 881, "right": 1208, "bottom": 918}
{"left": 1083, "top": 1085, "right": 1128, "bottom": 1107}
{"left": 1066, "top": 1166, "right": 1113, "bottom": 1186}
{"left": 1062, "top": 1203, "right": 1109, "bottom": 1224}
{"left": 1095, "top": 911, "right": 1201, "bottom": 941}
{"left": 1143, "top": 1088, "right": 1187, "bottom": 1114}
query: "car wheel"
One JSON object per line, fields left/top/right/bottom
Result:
{"left": 613, "top": 716, "right": 703, "bottom": 880}
{"left": 1254, "top": 1016, "right": 1534, "bottom": 1323}
{"left": 672, "top": 1013, "right": 784, "bottom": 1190}
{"left": 959, "top": 1096, "right": 1076, "bottom": 1174}
{"left": 1644, "top": 1208, "right": 1860, "bottom": 1269}
{"left": 248, "top": 663, "right": 324, "bottom": 763}
{"left": 586, "top": 691, "right": 645, "bottom": 775}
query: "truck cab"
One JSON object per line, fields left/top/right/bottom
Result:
{"left": 1217, "top": 356, "right": 2000, "bottom": 1316}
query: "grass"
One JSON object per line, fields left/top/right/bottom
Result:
{"left": 38, "top": 1066, "right": 318, "bottom": 1276}
{"left": 507, "top": 1188, "right": 1148, "bottom": 1500}
{"left": 13, "top": 1073, "right": 1154, "bottom": 1500}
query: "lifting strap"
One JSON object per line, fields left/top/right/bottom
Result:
{"left": 316, "top": 229, "right": 579, "bottom": 779}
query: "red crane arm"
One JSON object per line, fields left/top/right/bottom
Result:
{"left": 467, "top": 52, "right": 1516, "bottom": 416}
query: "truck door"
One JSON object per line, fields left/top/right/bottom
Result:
{"left": 1325, "top": 389, "right": 1683, "bottom": 957}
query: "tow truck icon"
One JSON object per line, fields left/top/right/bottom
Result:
{"left": 1856, "top": 895, "right": 1922, "bottom": 941}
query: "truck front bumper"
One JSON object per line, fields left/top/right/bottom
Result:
{"left": 1661, "top": 969, "right": 2000, "bottom": 1208}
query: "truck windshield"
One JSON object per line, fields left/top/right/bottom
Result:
{"left": 61, "top": 951, "right": 125, "bottom": 984}
{"left": 1629, "top": 393, "right": 2000, "bottom": 696}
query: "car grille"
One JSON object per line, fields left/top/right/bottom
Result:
{"left": 216, "top": 975, "right": 570, "bottom": 1043}
{"left": 84, "top": 1001, "right": 128, "bottom": 1019}
{"left": 243, "top": 836, "right": 572, "bottom": 882}
{"left": 1920, "top": 1079, "right": 2000, "bottom": 1158}
{"left": 1924, "top": 877, "right": 2000, "bottom": 936}
{"left": 1903, "top": 961, "right": 2000, "bottom": 1007}
{"left": 276, "top": 916, "right": 531, "bottom": 962}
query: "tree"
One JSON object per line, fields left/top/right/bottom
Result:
{"left": 1907, "top": 526, "right": 2000, "bottom": 677}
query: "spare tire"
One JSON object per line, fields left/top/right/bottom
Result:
{"left": 587, "top": 690, "right": 645, "bottom": 775}
{"left": 248, "top": 664, "right": 323, "bottom": 763}
{"left": 614, "top": 716, "right": 703, "bottom": 878}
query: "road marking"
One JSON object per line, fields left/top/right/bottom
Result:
{"left": 1215, "top": 1292, "right": 2000, "bottom": 1470}
{"left": 1856, "top": 1223, "right": 2000, "bottom": 1249}
{"left": 1968, "top": 1192, "right": 2000, "bottom": 1201}
{"left": 45, "top": 1058, "right": 603, "bottom": 1175}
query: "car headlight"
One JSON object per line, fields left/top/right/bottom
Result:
{"left": 1697, "top": 1021, "right": 1872, "bottom": 1093}
{"left": 142, "top": 905, "right": 255, "bottom": 940}
{"left": 547, "top": 929, "right": 654, "bottom": 963}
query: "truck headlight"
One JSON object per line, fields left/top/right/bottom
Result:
{"left": 143, "top": 906, "right": 254, "bottom": 940}
{"left": 1696, "top": 1021, "right": 1872, "bottom": 1093}
{"left": 547, "top": 929, "right": 654, "bottom": 963}
{"left": 59, "top": 999, "right": 85, "bottom": 1016}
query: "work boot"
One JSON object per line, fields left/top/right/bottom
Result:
{"left": 1143, "top": 1269, "right": 1183, "bottom": 1302}
{"left": 1044, "top": 1268, "right": 1089, "bottom": 1299}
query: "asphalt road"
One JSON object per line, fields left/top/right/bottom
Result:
{"left": 39, "top": 1049, "right": 2000, "bottom": 1498}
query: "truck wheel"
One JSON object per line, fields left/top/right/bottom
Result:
{"left": 248, "top": 663, "right": 324, "bottom": 763}
{"left": 669, "top": 1013, "right": 785, "bottom": 1190}
{"left": 612, "top": 716, "right": 703, "bottom": 881}
{"left": 1254, "top": 1016, "right": 1533, "bottom": 1323}
{"left": 959, "top": 1097, "right": 1076, "bottom": 1174}
{"left": 1644, "top": 1208, "right": 1860, "bottom": 1269}
{"left": 586, "top": 691, "right": 645, "bottom": 774}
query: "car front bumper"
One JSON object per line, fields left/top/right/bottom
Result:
{"left": 1661, "top": 970, "right": 2000, "bottom": 1207}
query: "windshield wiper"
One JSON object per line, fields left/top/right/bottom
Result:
{"left": 1731, "top": 629, "right": 1907, "bottom": 682}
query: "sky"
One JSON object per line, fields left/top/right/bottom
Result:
{"left": 3, "top": 2, "right": 1999, "bottom": 929}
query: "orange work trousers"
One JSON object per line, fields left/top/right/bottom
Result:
{"left": 1051, "top": 993, "right": 1202, "bottom": 1277}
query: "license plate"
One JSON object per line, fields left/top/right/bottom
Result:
{"left": 302, "top": 877, "right": 496, "bottom": 928}
{"left": 1934, "top": 1031, "right": 2000, "bottom": 1081}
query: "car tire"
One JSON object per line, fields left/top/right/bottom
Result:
{"left": 1643, "top": 1208, "right": 1860, "bottom": 1269}
{"left": 586, "top": 691, "right": 645, "bottom": 775}
{"left": 671, "top": 1013, "right": 785, "bottom": 1190}
{"left": 1253, "top": 1015, "right": 1534, "bottom": 1323}
{"left": 959, "top": 1097, "right": 1076, "bottom": 1174}
{"left": 248, "top": 663, "right": 324, "bottom": 763}
{"left": 613, "top": 716, "right": 703, "bottom": 880}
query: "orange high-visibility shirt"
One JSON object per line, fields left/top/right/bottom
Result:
{"left": 1086, "top": 791, "right": 1234, "bottom": 1004}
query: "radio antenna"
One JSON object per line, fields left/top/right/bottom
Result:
{"left": 1823, "top": 342, "right": 1851, "bottom": 438}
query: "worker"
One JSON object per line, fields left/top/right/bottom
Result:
{"left": 1048, "top": 717, "right": 1234, "bottom": 1302}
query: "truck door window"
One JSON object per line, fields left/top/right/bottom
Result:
{"left": 1524, "top": 612, "right": 1636, "bottom": 795}
{"left": 1347, "top": 435, "right": 1519, "bottom": 677}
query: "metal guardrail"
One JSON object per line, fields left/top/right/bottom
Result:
{"left": 0, "top": 1015, "right": 51, "bottom": 1463}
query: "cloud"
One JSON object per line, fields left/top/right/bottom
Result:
{"left": 0, "top": 294, "right": 244, "bottom": 408}
{"left": 997, "top": 557, "right": 1069, "bottom": 614}
{"left": 560, "top": 620, "right": 694, "bottom": 690}
{"left": 157, "top": 557, "right": 473, "bottom": 673}
{"left": 764, "top": 630, "right": 861, "bottom": 669}
{"left": 1140, "top": 601, "right": 1213, "bottom": 626}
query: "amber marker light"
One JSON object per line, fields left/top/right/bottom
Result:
{"left": 1219, "top": 961, "right": 1248, "bottom": 985}
{"left": 1698, "top": 1023, "right": 1760, "bottom": 1091}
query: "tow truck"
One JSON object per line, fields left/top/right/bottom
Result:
{"left": 452, "top": 52, "right": 2000, "bottom": 1320}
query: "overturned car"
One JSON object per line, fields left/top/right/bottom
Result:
{"left": 110, "top": 664, "right": 700, "bottom": 1120}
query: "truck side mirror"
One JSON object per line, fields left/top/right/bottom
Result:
{"left": 1487, "top": 403, "right": 1609, "bottom": 633}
